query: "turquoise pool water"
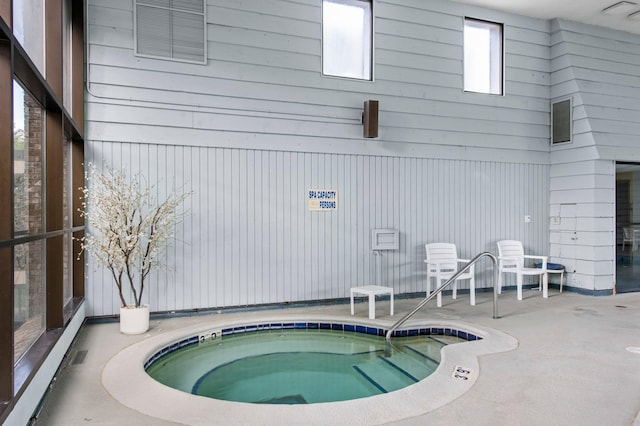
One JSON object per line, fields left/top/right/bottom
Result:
{"left": 146, "top": 328, "right": 465, "bottom": 404}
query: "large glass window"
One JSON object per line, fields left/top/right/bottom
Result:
{"left": 464, "top": 18, "right": 503, "bottom": 95}
{"left": 13, "top": 81, "right": 44, "bottom": 237}
{"left": 13, "top": 81, "right": 46, "bottom": 364}
{"left": 63, "top": 0, "right": 73, "bottom": 112}
{"left": 1, "top": 0, "right": 85, "bottom": 411}
{"left": 13, "top": 0, "right": 45, "bottom": 75}
{"left": 63, "top": 135, "right": 73, "bottom": 305}
{"left": 13, "top": 240, "right": 46, "bottom": 363}
{"left": 322, "top": 0, "right": 372, "bottom": 80}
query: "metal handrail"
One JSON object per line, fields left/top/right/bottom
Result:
{"left": 385, "top": 251, "right": 499, "bottom": 343}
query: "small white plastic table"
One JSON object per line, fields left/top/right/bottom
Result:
{"left": 535, "top": 262, "right": 565, "bottom": 293}
{"left": 547, "top": 268, "right": 566, "bottom": 292}
{"left": 350, "top": 285, "right": 394, "bottom": 319}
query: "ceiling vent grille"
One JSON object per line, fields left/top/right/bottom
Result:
{"left": 135, "top": 0, "right": 207, "bottom": 64}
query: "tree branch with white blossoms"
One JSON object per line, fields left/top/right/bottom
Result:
{"left": 79, "top": 163, "right": 190, "bottom": 308}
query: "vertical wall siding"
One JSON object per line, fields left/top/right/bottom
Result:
{"left": 85, "top": 142, "right": 549, "bottom": 316}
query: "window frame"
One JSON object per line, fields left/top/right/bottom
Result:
{"left": 321, "top": 0, "right": 374, "bottom": 81}
{"left": 551, "top": 98, "right": 573, "bottom": 145}
{"left": 12, "top": 79, "right": 45, "bottom": 238}
{"left": 463, "top": 17, "right": 504, "bottom": 96}
{"left": 0, "top": 0, "right": 86, "bottom": 418}
{"left": 133, "top": 0, "right": 208, "bottom": 65}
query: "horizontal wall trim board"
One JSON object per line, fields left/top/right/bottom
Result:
{"left": 86, "top": 133, "right": 551, "bottom": 165}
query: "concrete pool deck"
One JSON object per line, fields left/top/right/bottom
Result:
{"left": 33, "top": 290, "right": 640, "bottom": 425}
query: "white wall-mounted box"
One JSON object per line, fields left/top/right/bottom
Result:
{"left": 371, "top": 229, "right": 399, "bottom": 250}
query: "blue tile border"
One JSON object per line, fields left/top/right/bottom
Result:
{"left": 144, "top": 322, "right": 482, "bottom": 371}
{"left": 143, "top": 335, "right": 200, "bottom": 370}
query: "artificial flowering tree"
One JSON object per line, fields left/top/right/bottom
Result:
{"left": 79, "top": 163, "right": 189, "bottom": 333}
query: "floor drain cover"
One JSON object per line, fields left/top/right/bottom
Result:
{"left": 626, "top": 347, "right": 640, "bottom": 354}
{"left": 72, "top": 350, "right": 88, "bottom": 365}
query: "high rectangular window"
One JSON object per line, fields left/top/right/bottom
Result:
{"left": 464, "top": 18, "right": 503, "bottom": 95}
{"left": 13, "top": 0, "right": 45, "bottom": 75}
{"left": 322, "top": 0, "right": 372, "bottom": 80}
{"left": 551, "top": 99, "right": 572, "bottom": 144}
{"left": 63, "top": 0, "right": 73, "bottom": 112}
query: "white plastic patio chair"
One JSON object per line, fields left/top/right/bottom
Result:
{"left": 425, "top": 243, "right": 475, "bottom": 307}
{"left": 496, "top": 240, "right": 548, "bottom": 300}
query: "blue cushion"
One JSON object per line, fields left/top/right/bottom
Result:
{"left": 535, "top": 262, "right": 564, "bottom": 270}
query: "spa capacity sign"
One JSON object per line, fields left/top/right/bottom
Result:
{"left": 308, "top": 189, "right": 338, "bottom": 211}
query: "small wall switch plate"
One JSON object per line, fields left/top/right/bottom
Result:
{"left": 524, "top": 215, "right": 531, "bottom": 223}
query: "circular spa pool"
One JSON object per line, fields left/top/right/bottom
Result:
{"left": 102, "top": 315, "right": 516, "bottom": 425}
{"left": 144, "top": 322, "right": 479, "bottom": 404}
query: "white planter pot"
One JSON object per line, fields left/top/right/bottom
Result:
{"left": 119, "top": 305, "right": 150, "bottom": 335}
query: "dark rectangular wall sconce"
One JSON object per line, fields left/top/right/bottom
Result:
{"left": 363, "top": 100, "right": 378, "bottom": 138}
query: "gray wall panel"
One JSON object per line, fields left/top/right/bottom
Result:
{"left": 83, "top": 0, "right": 571, "bottom": 315}
{"left": 85, "top": 143, "right": 549, "bottom": 316}
{"left": 86, "top": 0, "right": 552, "bottom": 161}
{"left": 548, "top": 19, "right": 640, "bottom": 291}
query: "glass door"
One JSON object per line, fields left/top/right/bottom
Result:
{"left": 616, "top": 162, "right": 640, "bottom": 293}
